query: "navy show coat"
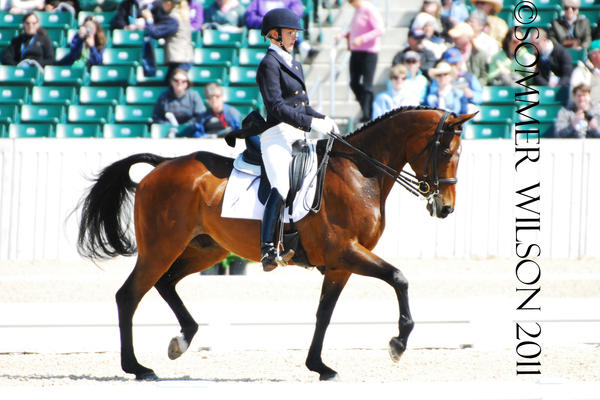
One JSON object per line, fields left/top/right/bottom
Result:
{"left": 256, "top": 49, "right": 325, "bottom": 132}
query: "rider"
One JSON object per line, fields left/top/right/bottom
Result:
{"left": 257, "top": 8, "right": 338, "bottom": 271}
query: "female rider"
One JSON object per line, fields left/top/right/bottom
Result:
{"left": 256, "top": 8, "right": 338, "bottom": 271}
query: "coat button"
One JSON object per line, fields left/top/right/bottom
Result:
{"left": 294, "top": 90, "right": 299, "bottom": 95}
{"left": 301, "top": 101, "right": 305, "bottom": 106}
{"left": 302, "top": 90, "right": 305, "bottom": 94}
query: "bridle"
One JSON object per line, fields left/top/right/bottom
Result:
{"left": 325, "top": 110, "right": 462, "bottom": 200}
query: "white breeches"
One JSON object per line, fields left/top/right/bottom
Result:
{"left": 260, "top": 122, "right": 306, "bottom": 199}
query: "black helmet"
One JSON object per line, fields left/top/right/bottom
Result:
{"left": 261, "top": 8, "right": 303, "bottom": 37}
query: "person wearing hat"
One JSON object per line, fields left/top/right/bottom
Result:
{"left": 447, "top": 21, "right": 488, "bottom": 86}
{"left": 392, "top": 28, "right": 437, "bottom": 76}
{"left": 531, "top": 27, "right": 573, "bottom": 88}
{"left": 424, "top": 61, "right": 468, "bottom": 114}
{"left": 142, "top": 0, "right": 194, "bottom": 81}
{"left": 255, "top": 8, "right": 338, "bottom": 271}
{"left": 472, "top": 0, "right": 507, "bottom": 46}
{"left": 402, "top": 50, "right": 429, "bottom": 103}
{"left": 550, "top": 0, "right": 591, "bottom": 50}
{"left": 441, "top": 47, "right": 482, "bottom": 107}
{"left": 570, "top": 39, "right": 600, "bottom": 103}
{"left": 372, "top": 64, "right": 421, "bottom": 119}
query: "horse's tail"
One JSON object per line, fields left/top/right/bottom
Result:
{"left": 77, "top": 153, "right": 170, "bottom": 260}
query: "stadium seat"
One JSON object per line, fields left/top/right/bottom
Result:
{"left": 482, "top": 86, "right": 515, "bottom": 105}
{"left": 516, "top": 104, "right": 562, "bottom": 122}
{"left": 247, "top": 29, "right": 269, "bottom": 48}
{"left": 36, "top": 12, "right": 74, "bottom": 29}
{"left": 43, "top": 66, "right": 87, "bottom": 86}
{"left": 220, "top": 86, "right": 263, "bottom": 107}
{"left": 578, "top": 7, "right": 600, "bottom": 24}
{"left": 103, "top": 123, "right": 148, "bottom": 138}
{"left": 0, "top": 86, "right": 28, "bottom": 105}
{"left": 55, "top": 123, "right": 101, "bottom": 138}
{"left": 0, "top": 65, "right": 40, "bottom": 86}
{"left": 89, "top": 65, "right": 136, "bottom": 86}
{"left": 0, "top": 104, "right": 18, "bottom": 123}
{"left": 31, "top": 86, "right": 76, "bottom": 106}
{"left": 79, "top": 86, "right": 124, "bottom": 105}
{"left": 154, "top": 48, "right": 165, "bottom": 65}
{"left": 68, "top": 105, "right": 113, "bottom": 124}
{"left": 0, "top": 28, "right": 18, "bottom": 47}
{"left": 54, "top": 47, "right": 70, "bottom": 61}
{"left": 149, "top": 123, "right": 175, "bottom": 138}
{"left": 111, "top": 29, "right": 145, "bottom": 47}
{"left": 472, "top": 104, "right": 514, "bottom": 124}
{"left": 114, "top": 105, "right": 153, "bottom": 124}
{"left": 535, "top": 86, "right": 568, "bottom": 104}
{"left": 202, "top": 29, "right": 244, "bottom": 48}
{"left": 191, "top": 30, "right": 203, "bottom": 47}
{"left": 45, "top": 28, "right": 66, "bottom": 48}
{"left": 8, "top": 123, "right": 54, "bottom": 138}
{"left": 193, "top": 48, "right": 237, "bottom": 67}
{"left": 135, "top": 65, "right": 168, "bottom": 86}
{"left": 20, "top": 104, "right": 65, "bottom": 124}
{"left": 188, "top": 66, "right": 228, "bottom": 85}
{"left": 77, "top": 11, "right": 116, "bottom": 29}
{"left": 238, "top": 48, "right": 267, "bottom": 66}
{"left": 125, "top": 86, "right": 164, "bottom": 104}
{"left": 229, "top": 66, "right": 257, "bottom": 86}
{"left": 463, "top": 123, "right": 510, "bottom": 139}
{"left": 103, "top": 48, "right": 142, "bottom": 66}
{"left": 0, "top": 12, "right": 23, "bottom": 28}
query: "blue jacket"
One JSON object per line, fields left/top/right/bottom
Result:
{"left": 256, "top": 48, "right": 324, "bottom": 131}
{"left": 146, "top": 3, "right": 179, "bottom": 39}
{"left": 424, "top": 83, "right": 467, "bottom": 114}
{"left": 195, "top": 104, "right": 242, "bottom": 137}
{"left": 57, "top": 34, "right": 103, "bottom": 67}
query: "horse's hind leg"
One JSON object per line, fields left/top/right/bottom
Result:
{"left": 305, "top": 269, "right": 351, "bottom": 381}
{"left": 154, "top": 238, "right": 229, "bottom": 360}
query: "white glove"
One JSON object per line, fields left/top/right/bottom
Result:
{"left": 310, "top": 116, "right": 336, "bottom": 134}
{"left": 328, "top": 116, "right": 340, "bottom": 134}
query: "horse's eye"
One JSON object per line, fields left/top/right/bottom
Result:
{"left": 441, "top": 149, "right": 452, "bottom": 160}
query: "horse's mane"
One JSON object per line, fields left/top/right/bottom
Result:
{"left": 345, "top": 105, "right": 453, "bottom": 139}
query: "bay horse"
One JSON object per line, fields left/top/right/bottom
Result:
{"left": 77, "top": 106, "right": 475, "bottom": 381}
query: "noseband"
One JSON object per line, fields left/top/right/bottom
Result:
{"left": 325, "top": 111, "right": 462, "bottom": 200}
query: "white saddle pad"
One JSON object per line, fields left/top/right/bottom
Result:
{"left": 221, "top": 141, "right": 319, "bottom": 222}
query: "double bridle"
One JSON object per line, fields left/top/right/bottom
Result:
{"left": 325, "top": 111, "right": 462, "bottom": 200}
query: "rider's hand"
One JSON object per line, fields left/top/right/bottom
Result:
{"left": 311, "top": 117, "right": 335, "bottom": 134}
{"left": 327, "top": 116, "right": 340, "bottom": 134}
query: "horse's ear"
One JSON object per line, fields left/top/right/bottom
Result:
{"left": 447, "top": 112, "right": 478, "bottom": 130}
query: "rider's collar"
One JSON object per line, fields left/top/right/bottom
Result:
{"left": 269, "top": 43, "right": 293, "bottom": 68}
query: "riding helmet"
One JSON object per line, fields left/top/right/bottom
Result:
{"left": 261, "top": 8, "right": 303, "bottom": 37}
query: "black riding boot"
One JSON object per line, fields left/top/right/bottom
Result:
{"left": 261, "top": 188, "right": 294, "bottom": 271}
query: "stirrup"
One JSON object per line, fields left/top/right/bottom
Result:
{"left": 261, "top": 246, "right": 295, "bottom": 272}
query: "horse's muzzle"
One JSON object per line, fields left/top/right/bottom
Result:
{"left": 426, "top": 197, "right": 453, "bottom": 219}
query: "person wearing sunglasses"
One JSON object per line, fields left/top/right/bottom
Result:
{"left": 1, "top": 12, "right": 54, "bottom": 69}
{"left": 550, "top": 0, "right": 591, "bottom": 50}
{"left": 372, "top": 64, "right": 420, "bottom": 119}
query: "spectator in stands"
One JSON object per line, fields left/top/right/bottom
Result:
{"left": 555, "top": 84, "right": 600, "bottom": 138}
{"left": 447, "top": 21, "right": 488, "bottom": 86}
{"left": 153, "top": 68, "right": 206, "bottom": 135}
{"left": 204, "top": 0, "right": 245, "bottom": 32}
{"left": 531, "top": 28, "right": 573, "bottom": 88}
{"left": 1, "top": 12, "right": 54, "bottom": 69}
{"left": 422, "top": 18, "right": 448, "bottom": 59}
{"left": 402, "top": 50, "right": 429, "bottom": 104}
{"left": 57, "top": 16, "right": 105, "bottom": 67}
{"left": 424, "top": 61, "right": 467, "bottom": 114}
{"left": 410, "top": 0, "right": 444, "bottom": 38}
{"left": 468, "top": 9, "right": 498, "bottom": 63}
{"left": 392, "top": 28, "right": 437, "bottom": 77}
{"left": 441, "top": 0, "right": 469, "bottom": 29}
{"left": 488, "top": 26, "right": 536, "bottom": 86}
{"left": 372, "top": 64, "right": 421, "bottom": 119}
{"left": 551, "top": 0, "right": 591, "bottom": 50}
{"left": 570, "top": 39, "right": 600, "bottom": 103}
{"left": 44, "top": 0, "right": 79, "bottom": 15}
{"left": 142, "top": 0, "right": 194, "bottom": 81}
{"left": 111, "top": 0, "right": 147, "bottom": 30}
{"left": 7, "top": 0, "right": 44, "bottom": 13}
{"left": 441, "top": 47, "right": 482, "bottom": 111}
{"left": 195, "top": 82, "right": 242, "bottom": 136}
{"left": 472, "top": 0, "right": 507, "bottom": 47}
{"left": 335, "top": 0, "right": 384, "bottom": 122}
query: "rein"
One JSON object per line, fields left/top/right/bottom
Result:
{"left": 325, "top": 111, "right": 461, "bottom": 199}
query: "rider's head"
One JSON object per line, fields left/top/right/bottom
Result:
{"left": 261, "top": 8, "right": 303, "bottom": 53}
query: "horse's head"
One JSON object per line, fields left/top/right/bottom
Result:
{"left": 406, "top": 110, "right": 476, "bottom": 219}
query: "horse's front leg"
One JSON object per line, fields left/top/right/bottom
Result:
{"left": 340, "top": 243, "right": 414, "bottom": 362}
{"left": 305, "top": 269, "right": 351, "bottom": 381}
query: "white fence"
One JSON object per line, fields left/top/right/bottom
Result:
{"left": 0, "top": 138, "right": 598, "bottom": 261}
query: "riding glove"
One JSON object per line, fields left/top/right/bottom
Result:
{"left": 311, "top": 116, "right": 337, "bottom": 134}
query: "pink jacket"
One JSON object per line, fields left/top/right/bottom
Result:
{"left": 343, "top": 1, "right": 384, "bottom": 53}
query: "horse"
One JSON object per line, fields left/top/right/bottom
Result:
{"left": 77, "top": 106, "right": 475, "bottom": 381}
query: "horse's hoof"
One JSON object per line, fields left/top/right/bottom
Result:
{"left": 388, "top": 336, "right": 406, "bottom": 363}
{"left": 168, "top": 336, "right": 189, "bottom": 360}
{"left": 135, "top": 369, "right": 159, "bottom": 381}
{"left": 319, "top": 371, "right": 339, "bottom": 381}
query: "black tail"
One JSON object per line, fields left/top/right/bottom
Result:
{"left": 77, "top": 153, "right": 170, "bottom": 260}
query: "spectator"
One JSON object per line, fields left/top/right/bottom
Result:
{"left": 372, "top": 64, "right": 421, "bottom": 119}
{"left": 8, "top": 0, "right": 44, "bottom": 13}
{"left": 488, "top": 26, "right": 536, "bottom": 86}
{"left": 402, "top": 50, "right": 429, "bottom": 104}
{"left": 1, "top": 12, "right": 54, "bottom": 69}
{"left": 550, "top": 0, "right": 591, "bottom": 50}
{"left": 57, "top": 16, "right": 106, "bottom": 67}
{"left": 188, "top": 0, "right": 203, "bottom": 31}
{"left": 196, "top": 82, "right": 242, "bottom": 137}
{"left": 531, "top": 27, "right": 573, "bottom": 88}
{"left": 555, "top": 84, "right": 600, "bottom": 138}
{"left": 410, "top": 0, "right": 443, "bottom": 37}
{"left": 441, "top": 0, "right": 469, "bottom": 29}
{"left": 204, "top": 0, "right": 245, "bottom": 32}
{"left": 570, "top": 39, "right": 600, "bottom": 103}
{"left": 447, "top": 22, "right": 488, "bottom": 86}
{"left": 441, "top": 47, "right": 482, "bottom": 111}
{"left": 111, "top": 0, "right": 148, "bottom": 30}
{"left": 142, "top": 0, "right": 194, "bottom": 81}
{"left": 472, "top": 0, "right": 507, "bottom": 47}
{"left": 468, "top": 9, "right": 498, "bottom": 63}
{"left": 424, "top": 61, "right": 467, "bottom": 114}
{"left": 153, "top": 68, "right": 206, "bottom": 135}
{"left": 335, "top": 0, "right": 384, "bottom": 122}
{"left": 392, "top": 28, "right": 437, "bottom": 77}
{"left": 422, "top": 18, "right": 448, "bottom": 59}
